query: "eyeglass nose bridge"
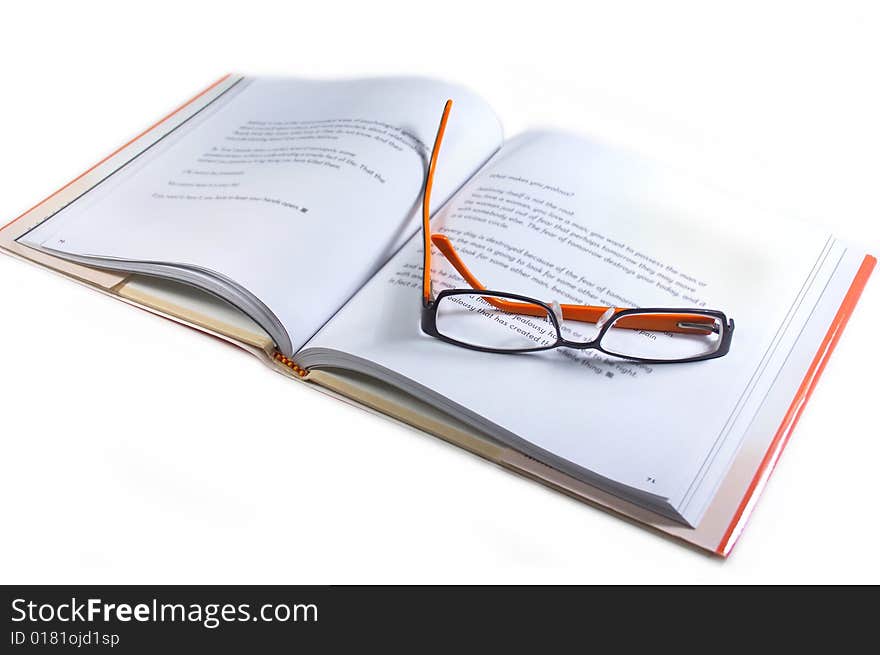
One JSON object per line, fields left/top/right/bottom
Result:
{"left": 548, "top": 302, "right": 615, "bottom": 350}
{"left": 555, "top": 337, "right": 604, "bottom": 351}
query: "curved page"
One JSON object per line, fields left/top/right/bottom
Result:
{"left": 19, "top": 77, "right": 503, "bottom": 354}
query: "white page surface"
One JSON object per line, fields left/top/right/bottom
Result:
{"left": 21, "top": 77, "right": 503, "bottom": 352}
{"left": 301, "top": 131, "right": 832, "bottom": 524}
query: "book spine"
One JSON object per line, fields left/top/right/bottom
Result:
{"left": 274, "top": 352, "right": 309, "bottom": 378}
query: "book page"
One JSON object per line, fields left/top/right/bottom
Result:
{"left": 19, "top": 77, "right": 503, "bottom": 353}
{"left": 299, "top": 131, "right": 833, "bottom": 524}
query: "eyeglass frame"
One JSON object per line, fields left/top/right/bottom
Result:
{"left": 418, "top": 100, "right": 735, "bottom": 364}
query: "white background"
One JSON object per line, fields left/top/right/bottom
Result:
{"left": 1, "top": 1, "right": 878, "bottom": 583}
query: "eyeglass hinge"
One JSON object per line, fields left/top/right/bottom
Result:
{"left": 677, "top": 321, "right": 721, "bottom": 334}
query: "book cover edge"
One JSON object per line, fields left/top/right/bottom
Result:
{"left": 716, "top": 253, "right": 877, "bottom": 556}
{"left": 0, "top": 73, "right": 233, "bottom": 234}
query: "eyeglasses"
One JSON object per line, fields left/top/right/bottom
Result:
{"left": 419, "top": 100, "right": 735, "bottom": 364}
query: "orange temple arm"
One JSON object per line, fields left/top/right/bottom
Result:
{"left": 422, "top": 99, "right": 452, "bottom": 303}
{"left": 422, "top": 101, "right": 714, "bottom": 336}
{"left": 432, "top": 234, "right": 715, "bottom": 335}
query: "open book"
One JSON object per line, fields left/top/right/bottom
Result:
{"left": 3, "top": 75, "right": 874, "bottom": 553}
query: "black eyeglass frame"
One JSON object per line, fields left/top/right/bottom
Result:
{"left": 417, "top": 99, "right": 735, "bottom": 365}
{"left": 422, "top": 289, "right": 734, "bottom": 364}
